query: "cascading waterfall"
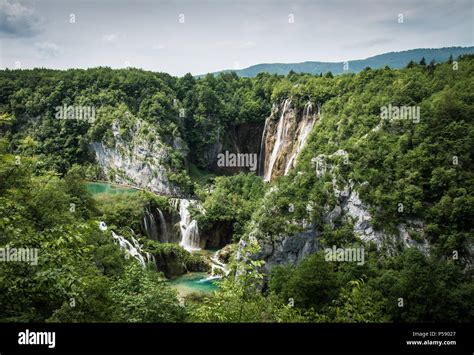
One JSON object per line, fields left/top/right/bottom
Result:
{"left": 98, "top": 221, "right": 154, "bottom": 268}
{"left": 208, "top": 250, "right": 229, "bottom": 280}
{"left": 156, "top": 207, "right": 168, "bottom": 243}
{"left": 183, "top": 220, "right": 200, "bottom": 251}
{"left": 257, "top": 115, "right": 271, "bottom": 176}
{"left": 172, "top": 199, "right": 201, "bottom": 251}
{"left": 142, "top": 206, "right": 159, "bottom": 241}
{"left": 260, "top": 99, "right": 316, "bottom": 181}
{"left": 264, "top": 99, "right": 291, "bottom": 182}
{"left": 197, "top": 250, "right": 230, "bottom": 283}
{"left": 284, "top": 102, "right": 315, "bottom": 174}
{"left": 142, "top": 206, "right": 169, "bottom": 242}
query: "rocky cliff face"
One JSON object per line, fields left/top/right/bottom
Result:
{"left": 245, "top": 190, "right": 429, "bottom": 273}
{"left": 206, "top": 122, "right": 264, "bottom": 174}
{"left": 260, "top": 99, "right": 318, "bottom": 181}
{"left": 332, "top": 182, "right": 429, "bottom": 254}
{"left": 91, "top": 118, "right": 184, "bottom": 195}
{"left": 244, "top": 149, "right": 430, "bottom": 272}
{"left": 141, "top": 205, "right": 182, "bottom": 244}
{"left": 199, "top": 222, "right": 234, "bottom": 249}
{"left": 252, "top": 230, "right": 319, "bottom": 274}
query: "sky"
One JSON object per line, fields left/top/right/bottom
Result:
{"left": 0, "top": 0, "right": 473, "bottom": 76}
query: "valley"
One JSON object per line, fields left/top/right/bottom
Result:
{"left": 0, "top": 53, "right": 472, "bottom": 323}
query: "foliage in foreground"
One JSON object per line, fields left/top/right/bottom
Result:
{"left": 0, "top": 145, "right": 184, "bottom": 322}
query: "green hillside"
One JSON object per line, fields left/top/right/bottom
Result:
{"left": 0, "top": 55, "right": 472, "bottom": 323}
{"left": 206, "top": 46, "right": 474, "bottom": 77}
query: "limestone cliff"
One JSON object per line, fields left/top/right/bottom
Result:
{"left": 91, "top": 117, "right": 185, "bottom": 195}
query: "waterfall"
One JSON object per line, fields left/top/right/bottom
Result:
{"left": 141, "top": 206, "right": 169, "bottom": 243}
{"left": 142, "top": 206, "right": 159, "bottom": 241}
{"left": 182, "top": 219, "right": 200, "bottom": 251}
{"left": 284, "top": 102, "right": 315, "bottom": 174}
{"left": 258, "top": 116, "right": 271, "bottom": 176}
{"left": 210, "top": 251, "right": 228, "bottom": 275}
{"left": 174, "top": 199, "right": 201, "bottom": 251}
{"left": 199, "top": 250, "right": 230, "bottom": 282}
{"left": 112, "top": 231, "right": 147, "bottom": 267}
{"left": 260, "top": 99, "right": 316, "bottom": 180}
{"left": 264, "top": 99, "right": 291, "bottom": 181}
{"left": 156, "top": 208, "right": 168, "bottom": 242}
{"left": 99, "top": 221, "right": 107, "bottom": 231}
{"left": 98, "top": 221, "right": 154, "bottom": 268}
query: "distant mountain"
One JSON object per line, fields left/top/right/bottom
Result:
{"left": 204, "top": 47, "right": 474, "bottom": 77}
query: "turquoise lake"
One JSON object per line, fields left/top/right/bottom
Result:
{"left": 167, "top": 272, "right": 220, "bottom": 296}
{"left": 85, "top": 182, "right": 139, "bottom": 196}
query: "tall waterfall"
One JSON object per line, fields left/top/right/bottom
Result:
{"left": 284, "top": 103, "right": 315, "bottom": 175}
{"left": 171, "top": 199, "right": 201, "bottom": 251}
{"left": 264, "top": 99, "right": 291, "bottom": 182}
{"left": 258, "top": 116, "right": 271, "bottom": 176}
{"left": 260, "top": 100, "right": 316, "bottom": 181}
{"left": 99, "top": 221, "right": 154, "bottom": 268}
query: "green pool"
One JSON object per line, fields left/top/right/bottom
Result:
{"left": 85, "top": 182, "right": 139, "bottom": 196}
{"left": 167, "top": 272, "right": 220, "bottom": 296}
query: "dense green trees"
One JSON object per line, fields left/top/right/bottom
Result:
{"left": 246, "top": 56, "right": 473, "bottom": 259}
{"left": 0, "top": 56, "right": 472, "bottom": 323}
{"left": 267, "top": 249, "right": 472, "bottom": 322}
{"left": 0, "top": 68, "right": 279, "bottom": 178}
{"left": 195, "top": 173, "right": 266, "bottom": 240}
{"left": 0, "top": 142, "right": 183, "bottom": 322}
{"left": 269, "top": 253, "right": 340, "bottom": 310}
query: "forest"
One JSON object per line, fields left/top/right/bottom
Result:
{"left": 0, "top": 55, "right": 472, "bottom": 323}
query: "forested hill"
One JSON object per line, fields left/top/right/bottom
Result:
{"left": 0, "top": 54, "right": 473, "bottom": 324}
{"left": 207, "top": 46, "right": 474, "bottom": 77}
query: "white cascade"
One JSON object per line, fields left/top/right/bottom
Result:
{"left": 156, "top": 208, "right": 168, "bottom": 242}
{"left": 210, "top": 250, "right": 228, "bottom": 276}
{"left": 200, "top": 250, "right": 230, "bottom": 282}
{"left": 264, "top": 99, "right": 291, "bottom": 181}
{"left": 98, "top": 221, "right": 153, "bottom": 268}
{"left": 284, "top": 102, "right": 316, "bottom": 174}
{"left": 258, "top": 116, "right": 271, "bottom": 176}
{"left": 142, "top": 207, "right": 159, "bottom": 241}
{"left": 175, "top": 199, "right": 201, "bottom": 251}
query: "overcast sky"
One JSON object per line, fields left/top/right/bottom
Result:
{"left": 0, "top": 0, "right": 473, "bottom": 76}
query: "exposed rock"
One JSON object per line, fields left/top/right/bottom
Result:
{"left": 246, "top": 150, "right": 432, "bottom": 272}
{"left": 208, "top": 123, "right": 264, "bottom": 174}
{"left": 244, "top": 229, "right": 319, "bottom": 273}
{"left": 91, "top": 117, "right": 185, "bottom": 195}
{"left": 318, "top": 151, "right": 430, "bottom": 254}
{"left": 323, "top": 205, "right": 342, "bottom": 228}
{"left": 217, "top": 244, "right": 235, "bottom": 263}
{"left": 200, "top": 222, "right": 233, "bottom": 249}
